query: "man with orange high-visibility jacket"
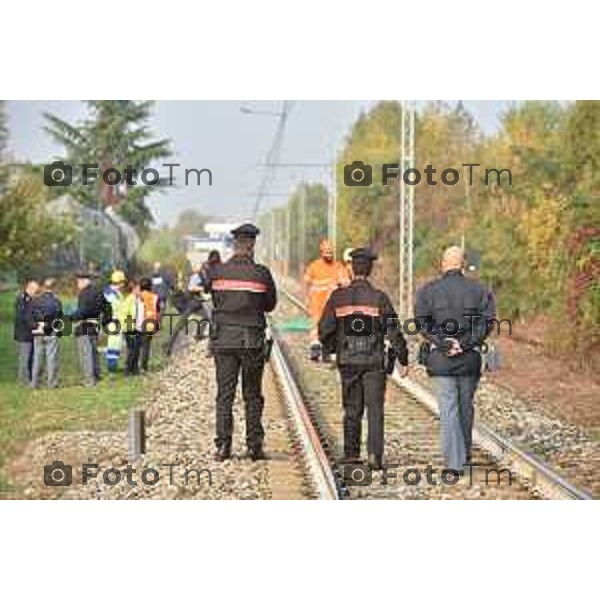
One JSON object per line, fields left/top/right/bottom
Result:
{"left": 304, "top": 239, "right": 349, "bottom": 361}
{"left": 138, "top": 277, "right": 160, "bottom": 373}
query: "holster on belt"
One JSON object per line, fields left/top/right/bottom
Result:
{"left": 209, "top": 320, "right": 219, "bottom": 340}
{"left": 384, "top": 346, "right": 397, "bottom": 375}
{"left": 263, "top": 337, "right": 273, "bottom": 361}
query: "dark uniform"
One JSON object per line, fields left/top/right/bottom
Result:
{"left": 206, "top": 224, "right": 277, "bottom": 460}
{"left": 318, "top": 248, "right": 408, "bottom": 468}
{"left": 415, "top": 268, "right": 495, "bottom": 471}
{"left": 163, "top": 270, "right": 209, "bottom": 356}
{"left": 14, "top": 290, "right": 36, "bottom": 385}
{"left": 71, "top": 274, "right": 112, "bottom": 387}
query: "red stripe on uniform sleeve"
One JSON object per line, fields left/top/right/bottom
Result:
{"left": 334, "top": 304, "right": 381, "bottom": 317}
{"left": 212, "top": 279, "right": 268, "bottom": 293}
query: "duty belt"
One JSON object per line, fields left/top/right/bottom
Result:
{"left": 430, "top": 339, "right": 482, "bottom": 353}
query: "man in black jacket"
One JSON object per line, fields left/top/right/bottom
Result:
{"left": 415, "top": 246, "right": 496, "bottom": 472}
{"left": 206, "top": 224, "right": 277, "bottom": 461}
{"left": 319, "top": 248, "right": 408, "bottom": 470}
{"left": 71, "top": 272, "right": 112, "bottom": 387}
{"left": 13, "top": 278, "right": 39, "bottom": 385}
{"left": 163, "top": 262, "right": 211, "bottom": 356}
{"left": 31, "top": 278, "right": 62, "bottom": 388}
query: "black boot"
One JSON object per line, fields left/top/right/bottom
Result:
{"left": 214, "top": 442, "right": 232, "bottom": 461}
{"left": 309, "top": 343, "right": 321, "bottom": 362}
{"left": 246, "top": 446, "right": 267, "bottom": 461}
{"left": 368, "top": 454, "right": 383, "bottom": 471}
{"left": 341, "top": 454, "right": 362, "bottom": 464}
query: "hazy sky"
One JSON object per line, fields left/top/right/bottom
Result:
{"left": 6, "top": 100, "right": 510, "bottom": 226}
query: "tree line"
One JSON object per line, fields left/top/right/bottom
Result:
{"left": 0, "top": 101, "right": 171, "bottom": 280}
{"left": 263, "top": 100, "right": 600, "bottom": 362}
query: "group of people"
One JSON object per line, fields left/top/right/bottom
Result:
{"left": 13, "top": 269, "right": 164, "bottom": 389}
{"left": 14, "top": 223, "right": 495, "bottom": 475}
{"left": 208, "top": 223, "right": 495, "bottom": 476}
{"left": 164, "top": 250, "right": 222, "bottom": 356}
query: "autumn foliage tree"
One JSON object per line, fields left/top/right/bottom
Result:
{"left": 271, "top": 100, "right": 600, "bottom": 362}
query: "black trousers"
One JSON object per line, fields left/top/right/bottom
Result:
{"left": 339, "top": 365, "right": 386, "bottom": 457}
{"left": 125, "top": 333, "right": 141, "bottom": 375}
{"left": 213, "top": 349, "right": 266, "bottom": 450}
{"left": 163, "top": 298, "right": 209, "bottom": 355}
{"left": 140, "top": 334, "right": 152, "bottom": 372}
{"left": 124, "top": 332, "right": 152, "bottom": 374}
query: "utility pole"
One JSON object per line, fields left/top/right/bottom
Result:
{"left": 461, "top": 164, "right": 470, "bottom": 252}
{"left": 248, "top": 101, "right": 291, "bottom": 220}
{"left": 328, "top": 153, "right": 337, "bottom": 257}
{"left": 398, "top": 100, "right": 416, "bottom": 323}
{"left": 270, "top": 210, "right": 276, "bottom": 267}
{"left": 299, "top": 185, "right": 306, "bottom": 275}
{"left": 285, "top": 202, "right": 291, "bottom": 277}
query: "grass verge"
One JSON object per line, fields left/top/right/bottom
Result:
{"left": 0, "top": 290, "right": 163, "bottom": 496}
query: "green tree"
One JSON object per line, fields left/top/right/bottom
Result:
{"left": 289, "top": 182, "right": 329, "bottom": 270}
{"left": 44, "top": 101, "right": 171, "bottom": 233}
{"left": 561, "top": 101, "right": 600, "bottom": 352}
{"left": 337, "top": 100, "right": 481, "bottom": 294}
{"left": 565, "top": 100, "right": 600, "bottom": 193}
{"left": 137, "top": 227, "right": 187, "bottom": 271}
{"left": 172, "top": 209, "right": 209, "bottom": 237}
{"left": 0, "top": 101, "right": 8, "bottom": 193}
{"left": 0, "top": 170, "right": 73, "bottom": 278}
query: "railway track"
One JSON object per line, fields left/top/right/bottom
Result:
{"left": 267, "top": 287, "right": 593, "bottom": 500}
{"left": 6, "top": 295, "right": 593, "bottom": 500}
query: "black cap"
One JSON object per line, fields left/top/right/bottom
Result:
{"left": 230, "top": 223, "right": 260, "bottom": 239}
{"left": 350, "top": 247, "right": 378, "bottom": 263}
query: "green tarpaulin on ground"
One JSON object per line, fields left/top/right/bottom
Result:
{"left": 275, "top": 316, "right": 311, "bottom": 332}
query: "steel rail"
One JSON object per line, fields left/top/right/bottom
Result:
{"left": 268, "top": 325, "right": 339, "bottom": 500}
{"left": 279, "top": 286, "right": 593, "bottom": 500}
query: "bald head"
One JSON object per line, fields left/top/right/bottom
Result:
{"left": 441, "top": 246, "right": 465, "bottom": 273}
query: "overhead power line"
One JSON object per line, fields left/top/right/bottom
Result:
{"left": 251, "top": 100, "right": 293, "bottom": 219}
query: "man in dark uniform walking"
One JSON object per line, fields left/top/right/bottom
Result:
{"left": 206, "top": 223, "right": 277, "bottom": 461}
{"left": 318, "top": 248, "right": 408, "bottom": 470}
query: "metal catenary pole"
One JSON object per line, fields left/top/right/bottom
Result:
{"left": 328, "top": 154, "right": 338, "bottom": 257}
{"left": 299, "top": 185, "right": 306, "bottom": 275}
{"left": 399, "top": 100, "right": 416, "bottom": 323}
{"left": 285, "top": 202, "right": 291, "bottom": 277}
